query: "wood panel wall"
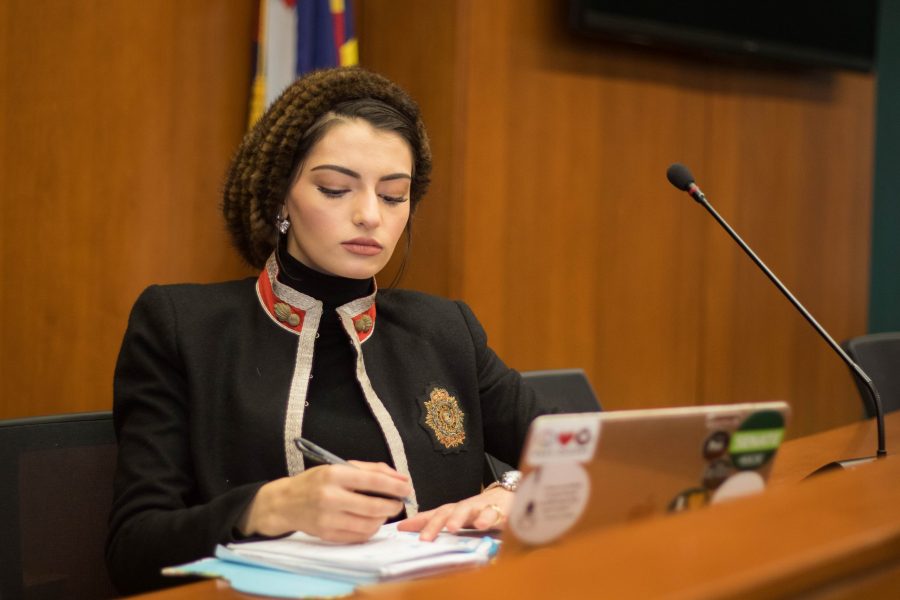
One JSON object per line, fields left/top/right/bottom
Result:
{"left": 0, "top": 1, "right": 256, "bottom": 418}
{"left": 1, "top": 1, "right": 874, "bottom": 439}
{"left": 359, "top": 0, "right": 874, "bottom": 438}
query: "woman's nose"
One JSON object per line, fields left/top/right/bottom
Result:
{"left": 353, "top": 191, "right": 382, "bottom": 228}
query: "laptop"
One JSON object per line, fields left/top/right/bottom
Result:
{"left": 503, "top": 401, "right": 790, "bottom": 551}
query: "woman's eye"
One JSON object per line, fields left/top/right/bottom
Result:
{"left": 381, "top": 195, "right": 408, "bottom": 204}
{"left": 317, "top": 186, "right": 348, "bottom": 198}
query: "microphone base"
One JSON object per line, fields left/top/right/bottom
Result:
{"left": 806, "top": 455, "right": 881, "bottom": 478}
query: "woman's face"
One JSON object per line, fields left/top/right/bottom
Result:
{"left": 284, "top": 119, "right": 413, "bottom": 279}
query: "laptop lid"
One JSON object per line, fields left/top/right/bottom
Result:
{"left": 503, "top": 401, "right": 790, "bottom": 551}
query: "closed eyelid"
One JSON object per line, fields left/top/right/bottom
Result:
{"left": 316, "top": 186, "right": 349, "bottom": 197}
{"left": 377, "top": 186, "right": 410, "bottom": 200}
{"left": 315, "top": 186, "right": 406, "bottom": 204}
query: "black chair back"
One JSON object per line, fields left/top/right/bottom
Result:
{"left": 842, "top": 332, "right": 900, "bottom": 418}
{"left": 521, "top": 368, "right": 602, "bottom": 412}
{"left": 485, "top": 369, "right": 601, "bottom": 483}
{"left": 0, "top": 412, "right": 117, "bottom": 600}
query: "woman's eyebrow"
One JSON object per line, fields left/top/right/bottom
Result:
{"left": 310, "top": 164, "right": 411, "bottom": 181}
{"left": 380, "top": 173, "right": 412, "bottom": 181}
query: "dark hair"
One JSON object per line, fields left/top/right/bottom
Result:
{"left": 222, "top": 67, "right": 432, "bottom": 268}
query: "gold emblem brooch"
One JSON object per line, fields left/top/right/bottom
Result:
{"left": 423, "top": 387, "right": 466, "bottom": 450}
{"left": 354, "top": 314, "right": 373, "bottom": 333}
{"left": 273, "top": 302, "right": 300, "bottom": 327}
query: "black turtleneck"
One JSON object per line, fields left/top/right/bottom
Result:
{"left": 275, "top": 241, "right": 394, "bottom": 469}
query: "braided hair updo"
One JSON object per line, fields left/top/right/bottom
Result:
{"left": 222, "top": 67, "right": 432, "bottom": 268}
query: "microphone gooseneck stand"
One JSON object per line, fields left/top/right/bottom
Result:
{"left": 666, "top": 163, "right": 886, "bottom": 475}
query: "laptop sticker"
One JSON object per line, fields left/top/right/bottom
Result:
{"left": 702, "top": 458, "right": 733, "bottom": 490}
{"left": 729, "top": 410, "right": 785, "bottom": 470}
{"left": 508, "top": 462, "right": 591, "bottom": 545}
{"left": 524, "top": 416, "right": 600, "bottom": 466}
{"left": 710, "top": 471, "right": 766, "bottom": 503}
{"left": 668, "top": 488, "right": 709, "bottom": 513}
{"left": 702, "top": 431, "right": 730, "bottom": 460}
{"left": 705, "top": 413, "right": 742, "bottom": 431}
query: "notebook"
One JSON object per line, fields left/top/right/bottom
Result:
{"left": 164, "top": 523, "right": 499, "bottom": 598}
{"left": 213, "top": 523, "right": 498, "bottom": 584}
{"left": 504, "top": 401, "right": 790, "bottom": 550}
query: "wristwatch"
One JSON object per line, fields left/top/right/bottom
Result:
{"left": 496, "top": 469, "right": 522, "bottom": 492}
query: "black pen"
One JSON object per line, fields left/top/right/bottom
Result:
{"left": 294, "top": 437, "right": 413, "bottom": 506}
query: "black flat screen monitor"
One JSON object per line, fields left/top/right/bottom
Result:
{"left": 569, "top": 0, "right": 878, "bottom": 72}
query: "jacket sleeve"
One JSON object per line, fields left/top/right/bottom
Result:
{"left": 453, "top": 301, "right": 563, "bottom": 468}
{"left": 105, "top": 285, "right": 264, "bottom": 595}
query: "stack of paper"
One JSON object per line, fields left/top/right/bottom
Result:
{"left": 217, "top": 523, "right": 499, "bottom": 585}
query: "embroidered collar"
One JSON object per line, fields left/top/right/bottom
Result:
{"left": 256, "top": 253, "right": 377, "bottom": 342}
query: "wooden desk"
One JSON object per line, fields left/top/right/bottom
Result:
{"left": 133, "top": 414, "right": 900, "bottom": 599}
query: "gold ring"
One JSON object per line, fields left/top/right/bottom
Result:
{"left": 487, "top": 504, "right": 505, "bottom": 528}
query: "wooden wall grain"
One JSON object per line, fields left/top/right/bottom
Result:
{"left": 0, "top": 1, "right": 256, "bottom": 418}
{"left": 1, "top": 1, "right": 874, "bottom": 439}
{"left": 359, "top": 0, "right": 873, "bottom": 437}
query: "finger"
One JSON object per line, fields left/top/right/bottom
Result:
{"left": 331, "top": 487, "right": 404, "bottom": 519}
{"left": 349, "top": 460, "right": 410, "bottom": 481}
{"left": 444, "top": 504, "right": 480, "bottom": 532}
{"left": 472, "top": 505, "right": 503, "bottom": 530}
{"left": 418, "top": 506, "right": 455, "bottom": 541}
{"left": 319, "top": 528, "right": 377, "bottom": 544}
{"left": 331, "top": 466, "right": 412, "bottom": 499}
{"left": 395, "top": 509, "right": 436, "bottom": 532}
{"left": 316, "top": 513, "right": 385, "bottom": 543}
{"left": 297, "top": 472, "right": 402, "bottom": 518}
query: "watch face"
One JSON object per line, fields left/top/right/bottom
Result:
{"left": 502, "top": 470, "right": 522, "bottom": 491}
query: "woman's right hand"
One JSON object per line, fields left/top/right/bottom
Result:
{"left": 238, "top": 461, "right": 412, "bottom": 542}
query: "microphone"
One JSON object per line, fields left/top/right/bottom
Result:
{"left": 666, "top": 163, "right": 705, "bottom": 200}
{"left": 666, "top": 163, "right": 887, "bottom": 474}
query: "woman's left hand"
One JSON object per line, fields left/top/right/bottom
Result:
{"left": 396, "top": 486, "right": 514, "bottom": 541}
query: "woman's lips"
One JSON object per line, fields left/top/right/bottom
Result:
{"left": 342, "top": 238, "right": 383, "bottom": 256}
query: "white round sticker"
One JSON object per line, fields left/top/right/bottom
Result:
{"left": 710, "top": 470, "right": 765, "bottom": 504}
{"left": 508, "top": 462, "right": 591, "bottom": 545}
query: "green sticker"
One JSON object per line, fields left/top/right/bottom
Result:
{"left": 730, "top": 428, "right": 784, "bottom": 453}
{"left": 729, "top": 411, "right": 785, "bottom": 470}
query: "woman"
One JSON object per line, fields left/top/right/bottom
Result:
{"left": 106, "top": 67, "right": 556, "bottom": 594}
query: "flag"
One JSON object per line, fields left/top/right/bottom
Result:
{"left": 248, "top": 0, "right": 358, "bottom": 128}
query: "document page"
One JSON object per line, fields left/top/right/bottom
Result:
{"left": 219, "top": 523, "right": 499, "bottom": 583}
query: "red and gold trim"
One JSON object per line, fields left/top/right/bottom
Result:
{"left": 256, "top": 263, "right": 307, "bottom": 333}
{"left": 351, "top": 304, "right": 376, "bottom": 343}
{"left": 255, "top": 254, "right": 377, "bottom": 343}
{"left": 253, "top": 253, "right": 417, "bottom": 510}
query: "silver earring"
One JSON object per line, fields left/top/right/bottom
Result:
{"left": 275, "top": 213, "right": 291, "bottom": 234}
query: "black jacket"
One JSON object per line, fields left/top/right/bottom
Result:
{"left": 106, "top": 256, "right": 555, "bottom": 594}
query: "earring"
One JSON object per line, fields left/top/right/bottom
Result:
{"left": 275, "top": 213, "right": 291, "bottom": 234}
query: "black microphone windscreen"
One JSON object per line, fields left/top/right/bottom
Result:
{"left": 666, "top": 163, "right": 695, "bottom": 191}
